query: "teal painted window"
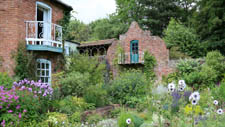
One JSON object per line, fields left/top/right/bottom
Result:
{"left": 130, "top": 40, "right": 139, "bottom": 63}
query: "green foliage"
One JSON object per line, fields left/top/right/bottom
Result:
{"left": 86, "top": 114, "right": 103, "bottom": 125}
{"left": 0, "top": 72, "right": 13, "bottom": 89}
{"left": 176, "top": 59, "right": 201, "bottom": 76}
{"left": 83, "top": 84, "right": 108, "bottom": 107}
{"left": 59, "top": 71, "right": 90, "bottom": 97}
{"left": 115, "top": 0, "right": 196, "bottom": 36}
{"left": 212, "top": 81, "right": 225, "bottom": 106}
{"left": 193, "top": 0, "right": 225, "bottom": 54}
{"left": 143, "top": 51, "right": 156, "bottom": 80}
{"left": 163, "top": 19, "right": 204, "bottom": 58}
{"left": 205, "top": 51, "right": 225, "bottom": 81}
{"left": 169, "top": 47, "right": 191, "bottom": 60}
{"left": 89, "top": 14, "right": 129, "bottom": 40}
{"left": 118, "top": 112, "right": 144, "bottom": 127}
{"left": 68, "top": 54, "right": 106, "bottom": 86}
{"left": 57, "top": 96, "right": 94, "bottom": 115}
{"left": 108, "top": 70, "right": 148, "bottom": 106}
{"left": 118, "top": 112, "right": 135, "bottom": 127}
{"left": 69, "top": 112, "right": 81, "bottom": 123}
{"left": 13, "top": 41, "right": 36, "bottom": 80}
{"left": 64, "top": 19, "right": 90, "bottom": 42}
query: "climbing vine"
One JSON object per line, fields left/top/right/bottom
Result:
{"left": 13, "top": 41, "right": 37, "bottom": 80}
{"left": 143, "top": 51, "right": 157, "bottom": 80}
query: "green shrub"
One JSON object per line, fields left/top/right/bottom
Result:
{"left": 108, "top": 70, "right": 148, "bottom": 106}
{"left": 0, "top": 72, "right": 13, "bottom": 89}
{"left": 169, "top": 47, "right": 191, "bottom": 60}
{"left": 205, "top": 51, "right": 225, "bottom": 81}
{"left": 83, "top": 84, "right": 108, "bottom": 107}
{"left": 176, "top": 59, "right": 201, "bottom": 76}
{"left": 212, "top": 81, "right": 225, "bottom": 106}
{"left": 58, "top": 96, "right": 94, "bottom": 115}
{"left": 86, "top": 114, "right": 103, "bottom": 125}
{"left": 60, "top": 71, "right": 90, "bottom": 97}
{"left": 67, "top": 54, "right": 106, "bottom": 86}
{"left": 69, "top": 112, "right": 81, "bottom": 123}
{"left": 13, "top": 41, "right": 37, "bottom": 80}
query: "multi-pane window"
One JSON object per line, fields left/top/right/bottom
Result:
{"left": 132, "top": 42, "right": 138, "bottom": 54}
{"left": 37, "top": 59, "right": 51, "bottom": 84}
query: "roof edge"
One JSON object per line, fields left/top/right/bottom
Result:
{"left": 54, "top": 0, "right": 73, "bottom": 11}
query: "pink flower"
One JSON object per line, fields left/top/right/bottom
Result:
{"left": 8, "top": 110, "right": 13, "bottom": 113}
{"left": 16, "top": 105, "right": 20, "bottom": 109}
{"left": 18, "top": 113, "right": 22, "bottom": 118}
{"left": 23, "top": 109, "right": 27, "bottom": 113}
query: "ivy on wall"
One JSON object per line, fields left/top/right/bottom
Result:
{"left": 0, "top": 56, "right": 3, "bottom": 67}
{"left": 143, "top": 51, "right": 157, "bottom": 81}
{"left": 12, "top": 41, "right": 37, "bottom": 80}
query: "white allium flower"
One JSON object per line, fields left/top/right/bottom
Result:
{"left": 62, "top": 121, "right": 65, "bottom": 124}
{"left": 191, "top": 99, "right": 198, "bottom": 105}
{"left": 213, "top": 100, "right": 218, "bottom": 105}
{"left": 178, "top": 87, "right": 184, "bottom": 92}
{"left": 126, "top": 118, "right": 131, "bottom": 125}
{"left": 168, "top": 83, "right": 175, "bottom": 92}
{"left": 217, "top": 109, "right": 223, "bottom": 115}
{"left": 178, "top": 80, "right": 186, "bottom": 88}
{"left": 189, "top": 91, "right": 200, "bottom": 101}
{"left": 55, "top": 121, "right": 58, "bottom": 124}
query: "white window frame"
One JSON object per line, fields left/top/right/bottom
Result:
{"left": 36, "top": 2, "right": 52, "bottom": 42}
{"left": 36, "top": 59, "right": 51, "bottom": 84}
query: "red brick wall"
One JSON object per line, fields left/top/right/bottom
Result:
{"left": 0, "top": 0, "right": 65, "bottom": 76}
{"left": 107, "top": 22, "right": 172, "bottom": 79}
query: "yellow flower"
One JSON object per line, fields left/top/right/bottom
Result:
{"left": 184, "top": 104, "right": 192, "bottom": 115}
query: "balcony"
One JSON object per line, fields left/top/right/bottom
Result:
{"left": 118, "top": 51, "right": 144, "bottom": 64}
{"left": 25, "top": 21, "right": 63, "bottom": 53}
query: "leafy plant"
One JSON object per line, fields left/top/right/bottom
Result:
{"left": 176, "top": 59, "right": 201, "bottom": 76}
{"left": 13, "top": 41, "right": 37, "bottom": 80}
{"left": 60, "top": 71, "right": 90, "bottom": 97}
{"left": 205, "top": 51, "right": 225, "bottom": 81}
{"left": 108, "top": 70, "right": 148, "bottom": 106}
{"left": 83, "top": 84, "right": 108, "bottom": 107}
{"left": 143, "top": 51, "right": 156, "bottom": 80}
{"left": 0, "top": 72, "right": 13, "bottom": 89}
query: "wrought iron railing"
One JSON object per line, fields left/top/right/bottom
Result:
{"left": 118, "top": 51, "right": 145, "bottom": 64}
{"left": 25, "top": 21, "right": 62, "bottom": 48}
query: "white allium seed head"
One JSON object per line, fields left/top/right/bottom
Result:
{"left": 217, "top": 109, "right": 223, "bottom": 115}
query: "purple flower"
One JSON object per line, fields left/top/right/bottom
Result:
{"left": 23, "top": 109, "right": 27, "bottom": 113}
{"left": 172, "top": 91, "right": 181, "bottom": 101}
{"left": 18, "top": 113, "right": 22, "bottom": 118}
{"left": 16, "top": 105, "right": 20, "bottom": 109}
{"left": 28, "top": 88, "right": 32, "bottom": 92}
{"left": 8, "top": 110, "right": 13, "bottom": 113}
{"left": 1, "top": 120, "right": 5, "bottom": 127}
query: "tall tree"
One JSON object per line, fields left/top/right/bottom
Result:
{"left": 193, "top": 0, "right": 225, "bottom": 54}
{"left": 115, "top": 0, "right": 197, "bottom": 36}
{"left": 89, "top": 14, "right": 129, "bottom": 41}
{"left": 65, "top": 19, "right": 90, "bottom": 42}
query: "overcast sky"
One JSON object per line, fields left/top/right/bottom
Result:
{"left": 62, "top": 0, "right": 117, "bottom": 24}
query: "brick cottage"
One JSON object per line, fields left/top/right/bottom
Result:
{"left": 0, "top": 0, "right": 72, "bottom": 83}
{"left": 78, "top": 22, "right": 172, "bottom": 79}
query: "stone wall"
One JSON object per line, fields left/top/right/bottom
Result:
{"left": 0, "top": 0, "right": 66, "bottom": 75}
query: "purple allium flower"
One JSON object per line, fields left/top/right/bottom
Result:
{"left": 172, "top": 91, "right": 181, "bottom": 101}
